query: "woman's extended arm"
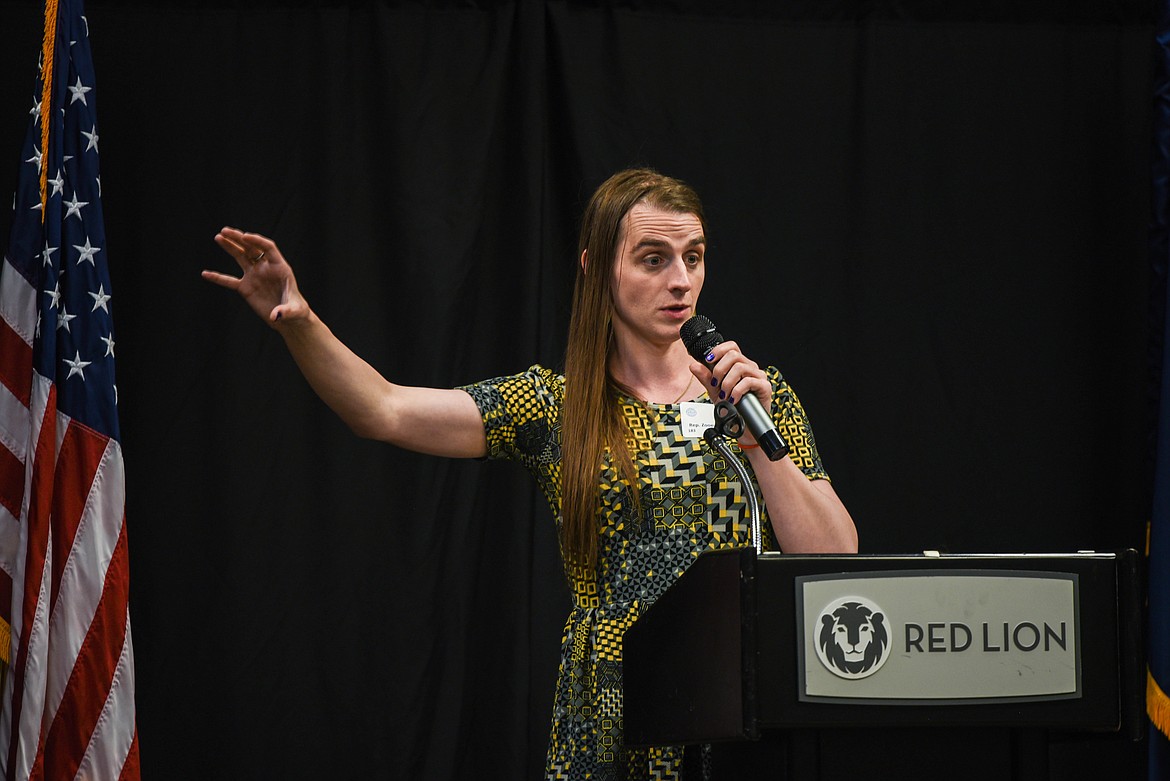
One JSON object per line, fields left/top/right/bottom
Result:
{"left": 203, "top": 228, "right": 486, "bottom": 458}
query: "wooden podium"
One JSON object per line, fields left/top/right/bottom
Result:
{"left": 623, "top": 549, "right": 1142, "bottom": 779}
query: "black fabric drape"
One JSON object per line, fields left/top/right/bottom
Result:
{"left": 0, "top": 1, "right": 1154, "bottom": 778}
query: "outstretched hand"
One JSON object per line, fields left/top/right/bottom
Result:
{"left": 203, "top": 227, "right": 309, "bottom": 326}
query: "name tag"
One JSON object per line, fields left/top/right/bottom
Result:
{"left": 679, "top": 401, "right": 715, "bottom": 438}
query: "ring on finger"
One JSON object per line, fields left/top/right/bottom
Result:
{"left": 250, "top": 251, "right": 266, "bottom": 263}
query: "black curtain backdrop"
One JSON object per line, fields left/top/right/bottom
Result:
{"left": 0, "top": 1, "right": 1156, "bottom": 778}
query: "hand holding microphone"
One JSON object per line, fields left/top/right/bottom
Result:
{"left": 680, "top": 315, "right": 790, "bottom": 462}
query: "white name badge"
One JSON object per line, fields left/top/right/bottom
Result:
{"left": 679, "top": 401, "right": 715, "bottom": 438}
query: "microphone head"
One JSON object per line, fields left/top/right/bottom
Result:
{"left": 679, "top": 315, "right": 724, "bottom": 362}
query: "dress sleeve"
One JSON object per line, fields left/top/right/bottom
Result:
{"left": 457, "top": 364, "right": 563, "bottom": 469}
{"left": 765, "top": 366, "right": 830, "bottom": 481}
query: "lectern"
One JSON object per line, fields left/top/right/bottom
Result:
{"left": 623, "top": 550, "right": 1142, "bottom": 778}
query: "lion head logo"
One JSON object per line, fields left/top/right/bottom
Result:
{"left": 814, "top": 597, "right": 890, "bottom": 680}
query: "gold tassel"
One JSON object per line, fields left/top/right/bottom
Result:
{"left": 38, "top": 0, "right": 59, "bottom": 219}
{"left": 1149, "top": 669, "right": 1170, "bottom": 738}
{"left": 0, "top": 618, "right": 8, "bottom": 700}
{"left": 0, "top": 616, "right": 11, "bottom": 666}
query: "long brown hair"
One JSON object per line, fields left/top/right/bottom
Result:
{"left": 561, "top": 168, "right": 707, "bottom": 571}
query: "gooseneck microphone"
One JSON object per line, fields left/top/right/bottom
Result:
{"left": 679, "top": 315, "right": 789, "bottom": 462}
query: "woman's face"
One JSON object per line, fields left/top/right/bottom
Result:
{"left": 608, "top": 202, "right": 706, "bottom": 351}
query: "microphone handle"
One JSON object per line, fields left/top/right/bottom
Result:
{"left": 735, "top": 392, "right": 789, "bottom": 462}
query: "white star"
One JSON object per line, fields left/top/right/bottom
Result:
{"left": 90, "top": 284, "right": 111, "bottom": 312}
{"left": 64, "top": 351, "right": 91, "bottom": 380}
{"left": 63, "top": 192, "right": 88, "bottom": 220}
{"left": 74, "top": 238, "right": 100, "bottom": 265}
{"left": 82, "top": 126, "right": 99, "bottom": 153}
{"left": 29, "top": 98, "right": 40, "bottom": 118}
{"left": 41, "top": 245, "right": 58, "bottom": 267}
{"left": 25, "top": 145, "right": 42, "bottom": 173}
{"left": 100, "top": 334, "right": 115, "bottom": 357}
{"left": 45, "top": 281, "right": 61, "bottom": 309}
{"left": 68, "top": 77, "right": 91, "bottom": 105}
{"left": 57, "top": 306, "right": 77, "bottom": 332}
{"left": 48, "top": 170, "right": 64, "bottom": 197}
{"left": 96, "top": 175, "right": 101, "bottom": 196}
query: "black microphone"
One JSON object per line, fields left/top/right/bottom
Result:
{"left": 679, "top": 315, "right": 789, "bottom": 462}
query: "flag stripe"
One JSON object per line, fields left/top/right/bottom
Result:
{"left": 43, "top": 516, "right": 128, "bottom": 780}
{"left": 0, "top": 260, "right": 34, "bottom": 413}
{"left": 116, "top": 729, "right": 139, "bottom": 781}
{"left": 47, "top": 421, "right": 107, "bottom": 612}
{"left": 0, "top": 258, "right": 33, "bottom": 537}
{"left": 6, "top": 386, "right": 54, "bottom": 780}
{"left": 0, "top": 500, "right": 12, "bottom": 634}
{"left": 0, "top": 329, "right": 31, "bottom": 415}
{"left": 78, "top": 611, "right": 137, "bottom": 781}
{"left": 44, "top": 433, "right": 122, "bottom": 730}
{"left": 0, "top": 449, "right": 22, "bottom": 527}
{"left": 0, "top": 257, "right": 35, "bottom": 347}
{"left": 0, "top": 258, "right": 34, "bottom": 411}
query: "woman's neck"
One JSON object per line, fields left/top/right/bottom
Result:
{"left": 608, "top": 339, "right": 697, "bottom": 404}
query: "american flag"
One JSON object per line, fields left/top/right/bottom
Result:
{"left": 0, "top": 1, "right": 140, "bottom": 778}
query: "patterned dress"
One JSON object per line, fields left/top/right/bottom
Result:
{"left": 460, "top": 365, "right": 829, "bottom": 781}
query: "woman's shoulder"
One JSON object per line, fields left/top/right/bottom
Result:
{"left": 764, "top": 365, "right": 788, "bottom": 390}
{"left": 527, "top": 364, "right": 565, "bottom": 387}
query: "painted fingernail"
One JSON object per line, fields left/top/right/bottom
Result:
{"left": 705, "top": 352, "right": 714, "bottom": 363}
{"left": 719, "top": 391, "right": 725, "bottom": 399}
{"left": 710, "top": 378, "right": 717, "bottom": 387}
{"left": 728, "top": 395, "right": 735, "bottom": 404}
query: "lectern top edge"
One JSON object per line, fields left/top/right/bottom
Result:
{"left": 761, "top": 550, "right": 1129, "bottom": 561}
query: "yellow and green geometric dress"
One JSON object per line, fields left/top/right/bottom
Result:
{"left": 460, "top": 365, "right": 829, "bottom": 781}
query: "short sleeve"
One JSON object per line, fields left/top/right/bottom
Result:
{"left": 457, "top": 364, "right": 564, "bottom": 469}
{"left": 765, "top": 366, "right": 830, "bottom": 481}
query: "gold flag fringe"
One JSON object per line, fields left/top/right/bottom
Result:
{"left": 1150, "top": 669, "right": 1170, "bottom": 738}
{"left": 0, "top": 617, "right": 8, "bottom": 699}
{"left": 38, "top": 0, "right": 59, "bottom": 220}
